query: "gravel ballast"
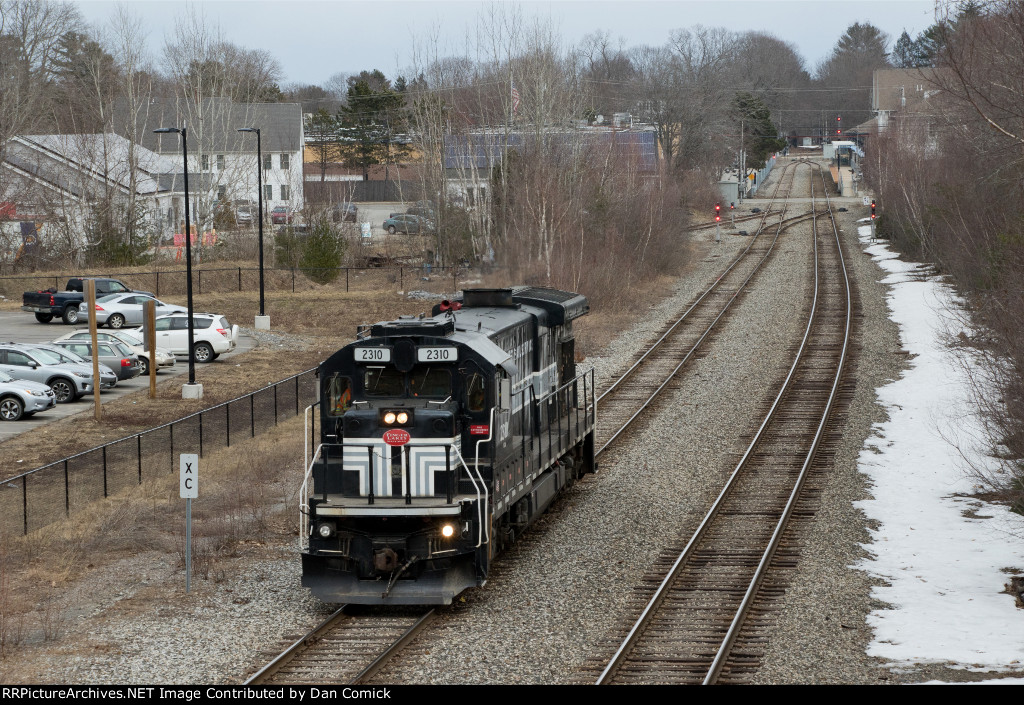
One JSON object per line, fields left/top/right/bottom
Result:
{"left": 3, "top": 165, "right": 994, "bottom": 684}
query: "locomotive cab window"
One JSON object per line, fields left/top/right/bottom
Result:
{"left": 327, "top": 374, "right": 352, "bottom": 416}
{"left": 465, "top": 372, "right": 486, "bottom": 411}
{"left": 364, "top": 366, "right": 404, "bottom": 396}
{"left": 410, "top": 365, "right": 451, "bottom": 399}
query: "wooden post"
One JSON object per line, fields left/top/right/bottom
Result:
{"left": 87, "top": 280, "right": 101, "bottom": 421}
{"left": 145, "top": 299, "right": 157, "bottom": 399}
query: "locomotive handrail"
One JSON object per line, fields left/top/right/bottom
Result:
{"left": 468, "top": 407, "right": 495, "bottom": 547}
{"left": 299, "top": 441, "right": 328, "bottom": 552}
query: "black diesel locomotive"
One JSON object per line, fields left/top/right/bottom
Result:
{"left": 300, "top": 287, "right": 596, "bottom": 605}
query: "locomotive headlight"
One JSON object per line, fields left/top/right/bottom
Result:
{"left": 440, "top": 523, "right": 455, "bottom": 539}
{"left": 317, "top": 522, "right": 335, "bottom": 539}
{"left": 380, "top": 409, "right": 412, "bottom": 426}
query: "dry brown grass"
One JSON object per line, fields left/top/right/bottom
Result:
{"left": 0, "top": 252, "right": 700, "bottom": 666}
{"left": 0, "top": 416, "right": 308, "bottom": 659}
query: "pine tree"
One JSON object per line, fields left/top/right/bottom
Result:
{"left": 733, "top": 92, "right": 786, "bottom": 169}
{"left": 892, "top": 31, "right": 916, "bottom": 68}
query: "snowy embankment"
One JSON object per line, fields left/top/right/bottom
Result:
{"left": 855, "top": 223, "right": 1024, "bottom": 679}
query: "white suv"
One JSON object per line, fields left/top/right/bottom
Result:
{"left": 130, "top": 313, "right": 238, "bottom": 363}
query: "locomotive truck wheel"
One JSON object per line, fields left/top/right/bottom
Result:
{"left": 49, "top": 377, "right": 76, "bottom": 403}
{"left": 0, "top": 396, "right": 24, "bottom": 421}
{"left": 107, "top": 313, "right": 126, "bottom": 329}
{"left": 62, "top": 305, "right": 81, "bottom": 325}
{"left": 34, "top": 313, "right": 53, "bottom": 323}
{"left": 193, "top": 342, "right": 214, "bottom": 363}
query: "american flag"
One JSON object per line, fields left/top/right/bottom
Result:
{"left": 511, "top": 80, "right": 520, "bottom": 115}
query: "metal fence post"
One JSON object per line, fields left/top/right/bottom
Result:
{"left": 137, "top": 435, "right": 142, "bottom": 484}
{"left": 295, "top": 376, "right": 300, "bottom": 416}
{"left": 102, "top": 446, "right": 108, "bottom": 497}
{"left": 22, "top": 477, "right": 28, "bottom": 536}
{"left": 156, "top": 271, "right": 160, "bottom": 297}
{"left": 274, "top": 384, "right": 278, "bottom": 425}
{"left": 238, "top": 267, "right": 242, "bottom": 292}
{"left": 169, "top": 423, "right": 174, "bottom": 473}
{"left": 250, "top": 394, "right": 255, "bottom": 438}
{"left": 226, "top": 403, "right": 231, "bottom": 447}
{"left": 346, "top": 268, "right": 349, "bottom": 292}
{"left": 199, "top": 412, "right": 204, "bottom": 458}
{"left": 64, "top": 459, "right": 70, "bottom": 515}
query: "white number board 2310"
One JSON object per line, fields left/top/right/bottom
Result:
{"left": 417, "top": 347, "right": 458, "bottom": 362}
{"left": 354, "top": 347, "right": 391, "bottom": 362}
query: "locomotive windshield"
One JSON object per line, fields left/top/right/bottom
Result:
{"left": 364, "top": 366, "right": 404, "bottom": 396}
{"left": 410, "top": 366, "right": 451, "bottom": 398}
{"left": 362, "top": 365, "right": 452, "bottom": 399}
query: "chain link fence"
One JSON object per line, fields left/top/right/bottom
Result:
{"left": 0, "top": 369, "right": 318, "bottom": 537}
{"left": 0, "top": 265, "right": 472, "bottom": 300}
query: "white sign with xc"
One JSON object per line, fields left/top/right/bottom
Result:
{"left": 180, "top": 453, "right": 198, "bottom": 498}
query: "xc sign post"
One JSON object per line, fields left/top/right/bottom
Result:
{"left": 180, "top": 453, "right": 198, "bottom": 593}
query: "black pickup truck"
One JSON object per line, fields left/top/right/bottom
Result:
{"left": 22, "top": 278, "right": 153, "bottom": 324}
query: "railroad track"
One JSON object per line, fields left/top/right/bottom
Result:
{"left": 596, "top": 159, "right": 816, "bottom": 452}
{"left": 245, "top": 607, "right": 435, "bottom": 685}
{"left": 592, "top": 160, "right": 854, "bottom": 684}
{"left": 244, "top": 158, "right": 844, "bottom": 686}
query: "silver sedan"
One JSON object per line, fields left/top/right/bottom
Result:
{"left": 53, "top": 330, "right": 176, "bottom": 375}
{"left": 78, "top": 294, "right": 188, "bottom": 329}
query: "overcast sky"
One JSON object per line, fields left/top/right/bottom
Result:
{"left": 73, "top": 0, "right": 938, "bottom": 87}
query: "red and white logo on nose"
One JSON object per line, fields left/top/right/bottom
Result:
{"left": 383, "top": 429, "right": 411, "bottom": 446}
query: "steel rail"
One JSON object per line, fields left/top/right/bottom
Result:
{"left": 350, "top": 609, "right": 436, "bottom": 684}
{"left": 597, "top": 161, "right": 799, "bottom": 408}
{"left": 597, "top": 208, "right": 825, "bottom": 455}
{"left": 596, "top": 160, "right": 850, "bottom": 685}
{"left": 702, "top": 163, "right": 851, "bottom": 684}
{"left": 245, "top": 606, "right": 349, "bottom": 684}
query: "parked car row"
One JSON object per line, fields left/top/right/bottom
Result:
{"left": 0, "top": 311, "right": 239, "bottom": 421}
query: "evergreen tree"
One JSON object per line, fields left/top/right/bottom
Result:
{"left": 892, "top": 31, "right": 917, "bottom": 68}
{"left": 304, "top": 108, "right": 340, "bottom": 182}
{"left": 337, "top": 72, "right": 411, "bottom": 180}
{"left": 816, "top": 22, "right": 891, "bottom": 126}
{"left": 733, "top": 92, "right": 786, "bottom": 169}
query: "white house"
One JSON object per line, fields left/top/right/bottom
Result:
{"left": 0, "top": 132, "right": 184, "bottom": 264}
{"left": 140, "top": 98, "right": 305, "bottom": 221}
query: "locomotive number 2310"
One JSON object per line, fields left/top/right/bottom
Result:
{"left": 417, "top": 346, "right": 458, "bottom": 362}
{"left": 354, "top": 347, "right": 391, "bottom": 362}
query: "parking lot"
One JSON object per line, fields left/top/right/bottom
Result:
{"left": 0, "top": 311, "right": 255, "bottom": 443}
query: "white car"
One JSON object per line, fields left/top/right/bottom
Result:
{"left": 129, "top": 313, "right": 238, "bottom": 363}
{"left": 78, "top": 293, "right": 188, "bottom": 329}
{"left": 53, "top": 330, "right": 176, "bottom": 376}
{"left": 0, "top": 370, "right": 57, "bottom": 420}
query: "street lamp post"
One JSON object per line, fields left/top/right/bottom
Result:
{"left": 237, "top": 127, "right": 269, "bottom": 330}
{"left": 154, "top": 124, "right": 202, "bottom": 400}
